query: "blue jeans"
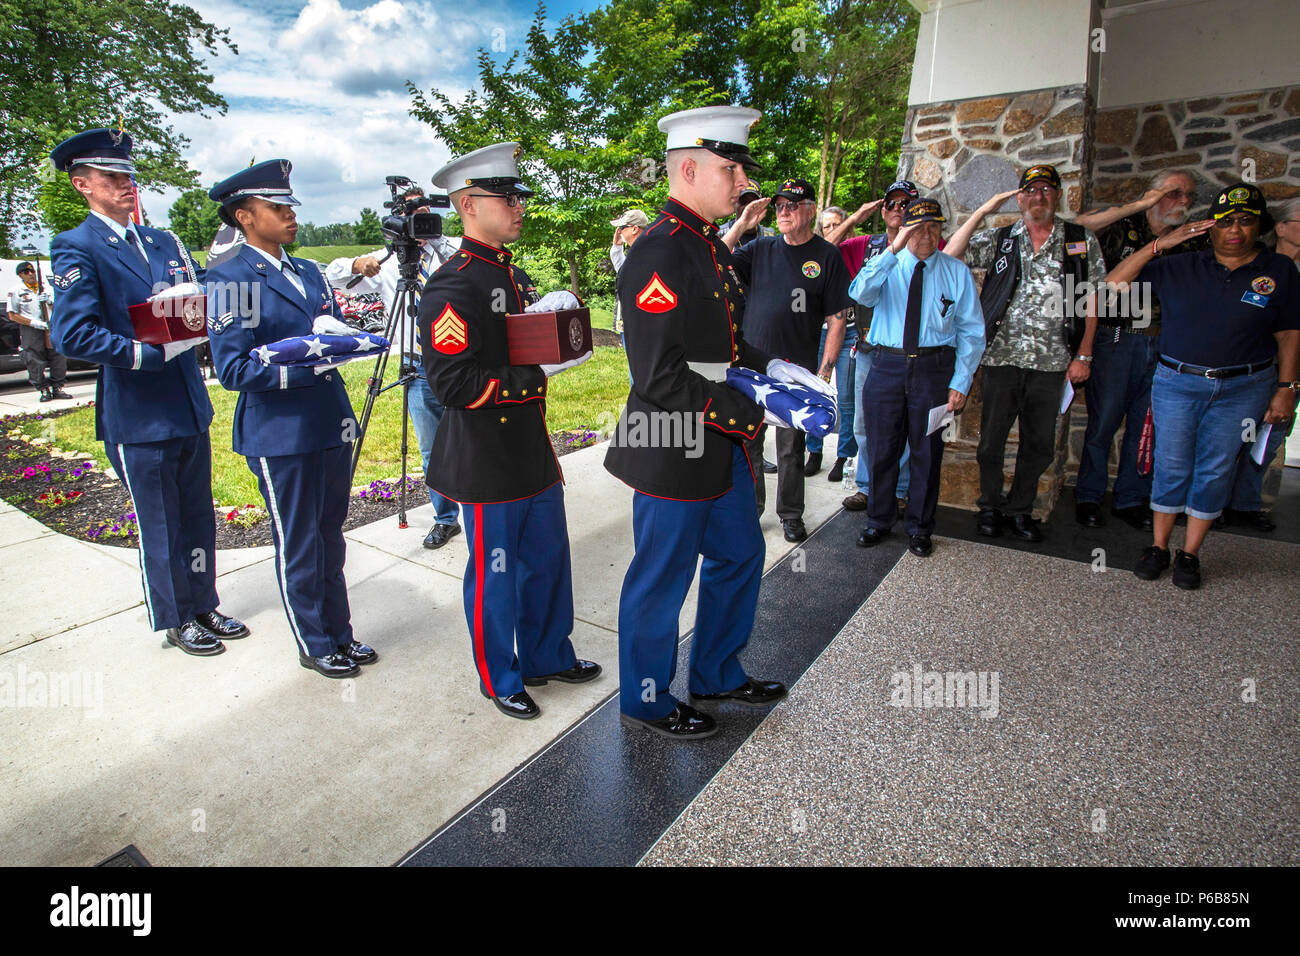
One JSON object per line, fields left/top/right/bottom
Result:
{"left": 853, "top": 345, "right": 910, "bottom": 498}
{"left": 1076, "top": 332, "right": 1158, "bottom": 509}
{"left": 408, "top": 366, "right": 460, "bottom": 525}
{"left": 1227, "top": 414, "right": 1292, "bottom": 511}
{"left": 806, "top": 325, "right": 858, "bottom": 459}
{"left": 1149, "top": 361, "right": 1276, "bottom": 520}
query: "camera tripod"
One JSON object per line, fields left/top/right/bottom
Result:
{"left": 349, "top": 250, "right": 424, "bottom": 529}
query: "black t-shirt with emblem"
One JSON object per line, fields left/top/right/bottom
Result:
{"left": 731, "top": 234, "right": 852, "bottom": 371}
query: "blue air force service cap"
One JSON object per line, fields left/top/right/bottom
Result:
{"left": 432, "top": 142, "right": 534, "bottom": 197}
{"left": 209, "top": 160, "right": 301, "bottom": 207}
{"left": 658, "top": 105, "right": 763, "bottom": 171}
{"left": 50, "top": 128, "right": 137, "bottom": 175}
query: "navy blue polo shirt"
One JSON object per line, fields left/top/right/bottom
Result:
{"left": 1141, "top": 245, "right": 1299, "bottom": 368}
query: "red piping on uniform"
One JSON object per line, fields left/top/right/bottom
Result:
{"left": 472, "top": 504, "right": 494, "bottom": 698}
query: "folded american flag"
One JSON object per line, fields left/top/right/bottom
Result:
{"left": 250, "top": 333, "right": 390, "bottom": 368}
{"left": 725, "top": 367, "right": 836, "bottom": 437}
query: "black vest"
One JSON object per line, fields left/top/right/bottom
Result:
{"left": 979, "top": 222, "right": 1089, "bottom": 355}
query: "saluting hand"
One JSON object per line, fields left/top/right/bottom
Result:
{"left": 855, "top": 198, "right": 884, "bottom": 221}
{"left": 890, "top": 222, "right": 919, "bottom": 254}
{"left": 1157, "top": 218, "right": 1214, "bottom": 250}
{"left": 1140, "top": 181, "right": 1182, "bottom": 209}
{"left": 737, "top": 196, "right": 771, "bottom": 231}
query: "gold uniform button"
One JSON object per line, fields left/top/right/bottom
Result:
{"left": 747, "top": 423, "right": 755, "bottom": 431}
{"left": 724, "top": 283, "right": 730, "bottom": 291}
{"left": 669, "top": 218, "right": 677, "bottom": 224}
{"left": 709, "top": 411, "right": 717, "bottom": 419}
{"left": 703, "top": 226, "right": 710, "bottom": 235}
{"left": 502, "top": 389, "right": 509, "bottom": 397}
{"left": 713, "top": 291, "right": 719, "bottom": 298}
{"left": 728, "top": 418, "right": 736, "bottom": 425}
{"left": 500, "top": 416, "right": 508, "bottom": 424}
{"left": 522, "top": 388, "right": 528, "bottom": 395}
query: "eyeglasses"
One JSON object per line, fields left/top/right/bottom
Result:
{"left": 1162, "top": 190, "right": 1194, "bottom": 201}
{"left": 1212, "top": 215, "right": 1257, "bottom": 230}
{"left": 883, "top": 199, "right": 909, "bottom": 211}
{"left": 1021, "top": 186, "right": 1058, "bottom": 197}
{"left": 467, "top": 193, "right": 528, "bottom": 208}
{"left": 773, "top": 200, "right": 810, "bottom": 215}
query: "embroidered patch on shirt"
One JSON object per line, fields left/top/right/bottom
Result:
{"left": 636, "top": 272, "right": 677, "bottom": 313}
{"left": 1066, "top": 241, "right": 1087, "bottom": 255}
{"left": 801, "top": 261, "right": 821, "bottom": 279}
{"left": 210, "top": 312, "right": 234, "bottom": 334}
{"left": 50, "top": 267, "right": 81, "bottom": 290}
{"left": 433, "top": 304, "right": 468, "bottom": 353}
{"left": 1252, "top": 276, "right": 1276, "bottom": 295}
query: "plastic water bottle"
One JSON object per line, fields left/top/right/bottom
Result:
{"left": 842, "top": 456, "right": 856, "bottom": 490}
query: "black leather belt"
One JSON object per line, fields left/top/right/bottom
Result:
{"left": 1158, "top": 356, "right": 1274, "bottom": 379}
{"left": 874, "top": 345, "right": 953, "bottom": 358}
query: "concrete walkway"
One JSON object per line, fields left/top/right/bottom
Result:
{"left": 0, "top": 415, "right": 845, "bottom": 865}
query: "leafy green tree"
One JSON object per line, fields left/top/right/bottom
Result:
{"left": 354, "top": 207, "right": 382, "bottom": 245}
{"left": 0, "top": 0, "right": 236, "bottom": 246}
{"left": 34, "top": 171, "right": 87, "bottom": 235}
{"left": 167, "top": 187, "right": 223, "bottom": 250}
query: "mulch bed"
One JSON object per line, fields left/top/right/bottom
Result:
{"left": 2, "top": 406, "right": 605, "bottom": 550}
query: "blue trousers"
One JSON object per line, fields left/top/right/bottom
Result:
{"left": 106, "top": 434, "right": 219, "bottom": 631}
{"left": 1228, "top": 415, "right": 1292, "bottom": 511}
{"left": 862, "top": 350, "right": 953, "bottom": 535}
{"left": 460, "top": 483, "right": 578, "bottom": 697}
{"left": 1076, "top": 331, "right": 1158, "bottom": 509}
{"left": 407, "top": 366, "right": 459, "bottom": 525}
{"left": 853, "top": 345, "right": 910, "bottom": 498}
{"left": 250, "top": 444, "right": 354, "bottom": 658}
{"left": 617, "top": 444, "right": 765, "bottom": 720}
{"left": 807, "top": 325, "right": 859, "bottom": 459}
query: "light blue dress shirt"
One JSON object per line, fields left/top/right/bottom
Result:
{"left": 848, "top": 246, "right": 986, "bottom": 395}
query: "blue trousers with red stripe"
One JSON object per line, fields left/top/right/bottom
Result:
{"left": 460, "top": 482, "right": 578, "bottom": 697}
{"left": 618, "top": 444, "right": 765, "bottom": 720}
{"left": 248, "top": 444, "right": 354, "bottom": 658}
{"left": 105, "top": 435, "right": 219, "bottom": 631}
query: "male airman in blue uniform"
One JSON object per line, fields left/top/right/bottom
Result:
{"left": 205, "top": 160, "right": 376, "bottom": 679}
{"left": 49, "top": 128, "right": 248, "bottom": 656}
{"left": 419, "top": 142, "right": 601, "bottom": 720}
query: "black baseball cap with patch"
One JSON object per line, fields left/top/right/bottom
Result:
{"left": 884, "top": 180, "right": 919, "bottom": 199}
{"left": 16, "top": 261, "right": 34, "bottom": 274}
{"left": 739, "top": 179, "right": 762, "bottom": 202}
{"left": 1019, "top": 164, "right": 1062, "bottom": 190}
{"left": 773, "top": 178, "right": 814, "bottom": 202}
{"left": 1211, "top": 182, "right": 1273, "bottom": 232}
{"left": 902, "top": 198, "right": 946, "bottom": 227}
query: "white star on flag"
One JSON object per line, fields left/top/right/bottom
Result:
{"left": 352, "top": 336, "right": 378, "bottom": 351}
{"left": 254, "top": 345, "right": 278, "bottom": 365}
{"left": 789, "top": 406, "right": 814, "bottom": 431}
{"left": 751, "top": 383, "right": 777, "bottom": 404}
{"left": 303, "top": 336, "right": 327, "bottom": 358}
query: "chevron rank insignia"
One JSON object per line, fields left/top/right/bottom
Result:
{"left": 209, "top": 312, "right": 234, "bottom": 334}
{"left": 433, "top": 304, "right": 468, "bottom": 354}
{"left": 50, "top": 267, "right": 81, "bottom": 290}
{"left": 636, "top": 272, "right": 677, "bottom": 313}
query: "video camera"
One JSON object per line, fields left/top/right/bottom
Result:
{"left": 381, "top": 174, "right": 450, "bottom": 245}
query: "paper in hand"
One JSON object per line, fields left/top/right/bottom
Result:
{"left": 1250, "top": 423, "right": 1273, "bottom": 466}
{"left": 927, "top": 403, "right": 955, "bottom": 436}
{"left": 1060, "top": 381, "right": 1075, "bottom": 414}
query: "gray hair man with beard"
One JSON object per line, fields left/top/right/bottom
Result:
{"left": 1068, "top": 169, "right": 1208, "bottom": 530}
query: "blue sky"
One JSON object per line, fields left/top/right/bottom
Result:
{"left": 137, "top": 0, "right": 605, "bottom": 236}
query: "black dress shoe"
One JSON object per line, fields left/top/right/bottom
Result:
{"left": 803, "top": 452, "right": 822, "bottom": 476}
{"left": 38, "top": 388, "right": 53, "bottom": 403}
{"left": 620, "top": 703, "right": 718, "bottom": 739}
{"left": 762, "top": 458, "right": 778, "bottom": 474}
{"left": 1172, "top": 549, "right": 1201, "bottom": 590}
{"left": 1009, "top": 514, "right": 1043, "bottom": 542}
{"left": 1133, "top": 545, "right": 1170, "bottom": 581}
{"left": 195, "top": 609, "right": 249, "bottom": 639}
{"left": 423, "top": 523, "right": 461, "bottom": 549}
{"left": 339, "top": 640, "right": 378, "bottom": 665}
{"left": 908, "top": 535, "right": 933, "bottom": 557}
{"left": 692, "top": 678, "right": 787, "bottom": 707}
{"left": 50, "top": 387, "right": 73, "bottom": 400}
{"left": 1222, "top": 508, "right": 1277, "bottom": 533}
{"left": 166, "top": 620, "right": 225, "bottom": 656}
{"left": 480, "top": 686, "right": 540, "bottom": 719}
{"left": 1075, "top": 501, "right": 1103, "bottom": 527}
{"left": 1112, "top": 505, "right": 1154, "bottom": 531}
{"left": 975, "top": 509, "right": 1003, "bottom": 537}
{"left": 298, "top": 652, "right": 359, "bottom": 678}
{"left": 782, "top": 518, "right": 807, "bottom": 542}
{"left": 856, "top": 526, "right": 890, "bottom": 547}
{"left": 826, "top": 457, "right": 845, "bottom": 483}
{"left": 523, "top": 659, "right": 601, "bottom": 686}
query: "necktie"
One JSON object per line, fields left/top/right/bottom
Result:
{"left": 903, "top": 259, "right": 925, "bottom": 355}
{"left": 412, "top": 247, "right": 432, "bottom": 356}
{"left": 124, "top": 230, "right": 149, "bottom": 268}
{"left": 281, "top": 259, "right": 305, "bottom": 299}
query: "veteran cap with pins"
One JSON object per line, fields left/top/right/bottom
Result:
{"left": 658, "top": 105, "right": 762, "bottom": 171}
{"left": 50, "top": 128, "right": 137, "bottom": 175}
{"left": 1210, "top": 181, "right": 1273, "bottom": 232}
{"left": 432, "top": 142, "right": 534, "bottom": 197}
{"left": 1019, "top": 164, "right": 1062, "bottom": 190}
{"left": 209, "top": 160, "right": 301, "bottom": 207}
{"left": 902, "top": 197, "right": 946, "bottom": 227}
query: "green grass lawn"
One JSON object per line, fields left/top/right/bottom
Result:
{"left": 51, "top": 347, "right": 630, "bottom": 505}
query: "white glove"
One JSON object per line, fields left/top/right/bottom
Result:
{"left": 540, "top": 350, "right": 592, "bottom": 377}
{"left": 162, "top": 337, "right": 206, "bottom": 361}
{"left": 314, "top": 361, "right": 342, "bottom": 376}
{"left": 767, "top": 358, "right": 835, "bottom": 399}
{"left": 762, "top": 409, "right": 786, "bottom": 429}
{"left": 526, "top": 290, "right": 582, "bottom": 313}
{"left": 28, "top": 318, "right": 48, "bottom": 331}
{"left": 312, "top": 315, "right": 355, "bottom": 335}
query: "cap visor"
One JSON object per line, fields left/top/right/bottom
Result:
{"left": 262, "top": 195, "right": 301, "bottom": 206}
{"left": 81, "top": 161, "right": 137, "bottom": 175}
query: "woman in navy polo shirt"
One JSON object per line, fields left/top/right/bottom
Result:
{"left": 1106, "top": 182, "right": 1299, "bottom": 589}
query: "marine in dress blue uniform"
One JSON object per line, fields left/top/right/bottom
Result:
{"left": 48, "top": 128, "right": 248, "bottom": 656}
{"left": 605, "top": 106, "right": 810, "bottom": 741}
{"left": 204, "top": 160, "right": 376, "bottom": 678}
{"left": 419, "top": 142, "right": 600, "bottom": 720}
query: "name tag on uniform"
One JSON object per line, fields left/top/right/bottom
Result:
{"left": 1066, "top": 241, "right": 1087, "bottom": 256}
{"left": 1241, "top": 291, "right": 1268, "bottom": 308}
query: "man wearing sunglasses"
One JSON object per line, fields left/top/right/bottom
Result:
{"left": 1068, "top": 170, "right": 1207, "bottom": 532}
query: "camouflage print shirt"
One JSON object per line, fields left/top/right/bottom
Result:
{"left": 967, "top": 216, "right": 1107, "bottom": 372}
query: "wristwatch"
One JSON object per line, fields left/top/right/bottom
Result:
{"left": 1278, "top": 380, "right": 1300, "bottom": 392}
{"left": 1075, "top": 354, "right": 1093, "bottom": 364}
